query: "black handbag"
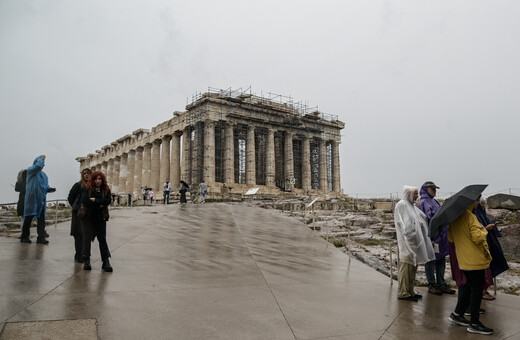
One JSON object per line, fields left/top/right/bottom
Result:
{"left": 102, "top": 206, "right": 110, "bottom": 221}
{"left": 77, "top": 204, "right": 87, "bottom": 219}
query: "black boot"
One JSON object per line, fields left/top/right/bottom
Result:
{"left": 102, "top": 259, "right": 113, "bottom": 272}
{"left": 36, "top": 237, "right": 49, "bottom": 245}
{"left": 83, "top": 257, "right": 92, "bottom": 270}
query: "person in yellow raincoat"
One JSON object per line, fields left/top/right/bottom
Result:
{"left": 447, "top": 198, "right": 493, "bottom": 335}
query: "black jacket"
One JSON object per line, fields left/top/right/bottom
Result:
{"left": 68, "top": 182, "right": 84, "bottom": 212}
{"left": 15, "top": 180, "right": 26, "bottom": 217}
{"left": 83, "top": 188, "right": 111, "bottom": 221}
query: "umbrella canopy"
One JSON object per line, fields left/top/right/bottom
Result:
{"left": 428, "top": 184, "right": 488, "bottom": 238}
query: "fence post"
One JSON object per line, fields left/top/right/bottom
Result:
{"left": 55, "top": 201, "right": 58, "bottom": 228}
{"left": 389, "top": 243, "right": 393, "bottom": 285}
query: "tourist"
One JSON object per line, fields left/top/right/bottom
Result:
{"left": 179, "top": 180, "right": 189, "bottom": 204}
{"left": 448, "top": 197, "right": 493, "bottom": 335}
{"left": 199, "top": 179, "right": 208, "bottom": 204}
{"left": 393, "top": 185, "right": 435, "bottom": 301}
{"left": 418, "top": 181, "right": 455, "bottom": 295}
{"left": 21, "top": 155, "right": 55, "bottom": 244}
{"left": 142, "top": 187, "right": 148, "bottom": 205}
{"left": 163, "top": 180, "right": 171, "bottom": 204}
{"left": 67, "top": 168, "right": 92, "bottom": 263}
{"left": 81, "top": 171, "right": 113, "bottom": 272}
{"left": 474, "top": 196, "right": 509, "bottom": 300}
{"left": 148, "top": 189, "right": 154, "bottom": 204}
{"left": 15, "top": 169, "right": 27, "bottom": 231}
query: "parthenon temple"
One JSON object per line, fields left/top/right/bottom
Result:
{"left": 76, "top": 88, "right": 345, "bottom": 201}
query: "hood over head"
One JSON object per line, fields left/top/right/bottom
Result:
{"left": 402, "top": 185, "right": 418, "bottom": 203}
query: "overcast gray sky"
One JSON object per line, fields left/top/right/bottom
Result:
{"left": 1, "top": 0, "right": 519, "bottom": 203}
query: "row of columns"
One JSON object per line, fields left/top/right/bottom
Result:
{"left": 89, "top": 120, "right": 340, "bottom": 196}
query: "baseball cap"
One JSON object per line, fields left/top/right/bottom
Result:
{"left": 424, "top": 181, "right": 439, "bottom": 189}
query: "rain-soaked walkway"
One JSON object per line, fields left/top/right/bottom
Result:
{"left": 1, "top": 203, "right": 519, "bottom": 339}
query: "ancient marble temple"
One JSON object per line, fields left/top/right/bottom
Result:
{"left": 76, "top": 88, "right": 345, "bottom": 200}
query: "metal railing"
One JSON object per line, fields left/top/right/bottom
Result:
{"left": 0, "top": 199, "right": 70, "bottom": 229}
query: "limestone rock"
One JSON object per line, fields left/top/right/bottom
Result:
{"left": 488, "top": 194, "right": 520, "bottom": 210}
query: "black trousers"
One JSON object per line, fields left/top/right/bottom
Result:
{"left": 455, "top": 269, "right": 485, "bottom": 324}
{"left": 71, "top": 213, "right": 84, "bottom": 259}
{"left": 82, "top": 219, "right": 111, "bottom": 261}
{"left": 21, "top": 211, "right": 46, "bottom": 240}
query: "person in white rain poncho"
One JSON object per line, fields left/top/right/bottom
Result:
{"left": 394, "top": 186, "right": 436, "bottom": 301}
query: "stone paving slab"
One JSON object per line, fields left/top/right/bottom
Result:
{"left": 1, "top": 203, "right": 519, "bottom": 339}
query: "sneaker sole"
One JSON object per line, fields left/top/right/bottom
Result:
{"left": 467, "top": 327, "right": 493, "bottom": 335}
{"left": 448, "top": 316, "right": 469, "bottom": 327}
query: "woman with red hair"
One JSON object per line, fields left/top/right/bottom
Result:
{"left": 81, "top": 171, "right": 113, "bottom": 272}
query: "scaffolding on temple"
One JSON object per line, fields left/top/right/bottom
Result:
{"left": 183, "top": 86, "right": 342, "bottom": 194}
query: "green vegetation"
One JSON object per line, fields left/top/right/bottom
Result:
{"left": 332, "top": 238, "right": 346, "bottom": 248}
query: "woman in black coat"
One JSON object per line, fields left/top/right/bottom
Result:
{"left": 81, "top": 171, "right": 113, "bottom": 272}
{"left": 179, "top": 180, "right": 189, "bottom": 204}
{"left": 67, "top": 168, "right": 91, "bottom": 263}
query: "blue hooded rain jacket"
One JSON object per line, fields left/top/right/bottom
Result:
{"left": 24, "top": 156, "right": 51, "bottom": 218}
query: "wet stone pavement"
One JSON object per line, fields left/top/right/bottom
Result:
{"left": 1, "top": 203, "right": 519, "bottom": 339}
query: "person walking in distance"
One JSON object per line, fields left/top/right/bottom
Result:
{"left": 199, "top": 179, "right": 208, "bottom": 204}
{"left": 163, "top": 180, "right": 172, "bottom": 204}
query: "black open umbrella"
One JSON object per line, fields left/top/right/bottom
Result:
{"left": 428, "top": 184, "right": 488, "bottom": 238}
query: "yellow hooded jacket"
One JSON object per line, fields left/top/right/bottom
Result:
{"left": 448, "top": 208, "right": 491, "bottom": 271}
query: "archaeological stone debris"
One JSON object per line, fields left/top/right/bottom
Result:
{"left": 77, "top": 88, "right": 345, "bottom": 201}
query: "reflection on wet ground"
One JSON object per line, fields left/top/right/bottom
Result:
{"left": 1, "top": 203, "right": 519, "bottom": 339}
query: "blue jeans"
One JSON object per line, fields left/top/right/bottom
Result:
{"left": 425, "top": 258, "right": 446, "bottom": 287}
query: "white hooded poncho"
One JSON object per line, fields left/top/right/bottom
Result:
{"left": 394, "top": 186, "right": 435, "bottom": 265}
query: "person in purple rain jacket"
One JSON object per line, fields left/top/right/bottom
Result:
{"left": 418, "top": 181, "right": 456, "bottom": 295}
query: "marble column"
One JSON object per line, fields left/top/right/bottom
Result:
{"left": 127, "top": 150, "right": 135, "bottom": 196}
{"left": 182, "top": 127, "right": 192, "bottom": 183}
{"left": 170, "top": 133, "right": 181, "bottom": 186}
{"left": 142, "top": 143, "right": 152, "bottom": 189}
{"left": 101, "top": 162, "right": 107, "bottom": 175}
{"left": 266, "top": 129, "right": 275, "bottom": 187}
{"left": 191, "top": 126, "right": 201, "bottom": 185}
{"left": 332, "top": 141, "right": 341, "bottom": 193}
{"left": 107, "top": 159, "right": 114, "bottom": 189}
{"left": 160, "top": 135, "right": 171, "bottom": 192}
{"left": 284, "top": 131, "right": 294, "bottom": 190}
{"left": 134, "top": 146, "right": 143, "bottom": 196}
{"left": 319, "top": 139, "right": 328, "bottom": 191}
{"left": 223, "top": 123, "right": 234, "bottom": 185}
{"left": 151, "top": 139, "right": 161, "bottom": 192}
{"left": 246, "top": 125, "right": 256, "bottom": 185}
{"left": 302, "top": 136, "right": 311, "bottom": 192}
{"left": 119, "top": 153, "right": 128, "bottom": 193}
{"left": 203, "top": 120, "right": 215, "bottom": 184}
{"left": 112, "top": 156, "right": 121, "bottom": 193}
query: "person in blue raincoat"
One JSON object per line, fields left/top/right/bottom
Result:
{"left": 474, "top": 196, "right": 509, "bottom": 300}
{"left": 418, "top": 181, "right": 456, "bottom": 295}
{"left": 20, "top": 155, "right": 55, "bottom": 244}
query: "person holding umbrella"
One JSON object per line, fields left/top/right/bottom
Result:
{"left": 394, "top": 185, "right": 435, "bottom": 301}
{"left": 418, "top": 181, "right": 456, "bottom": 296}
{"left": 445, "top": 196, "right": 493, "bottom": 334}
